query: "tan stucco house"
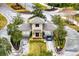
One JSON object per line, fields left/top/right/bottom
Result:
{"left": 19, "top": 17, "right": 57, "bottom": 39}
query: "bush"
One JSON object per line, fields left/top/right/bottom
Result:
{"left": 0, "top": 38, "right": 11, "bottom": 56}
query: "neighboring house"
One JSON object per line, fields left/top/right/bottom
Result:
{"left": 19, "top": 17, "right": 57, "bottom": 40}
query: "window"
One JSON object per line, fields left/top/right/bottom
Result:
{"left": 35, "top": 24, "right": 39, "bottom": 27}
{"left": 35, "top": 33, "right": 39, "bottom": 37}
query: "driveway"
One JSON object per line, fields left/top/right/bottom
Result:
{"left": 63, "top": 26, "right": 79, "bottom": 56}
{"left": 46, "top": 41, "right": 57, "bottom": 55}
{"left": 20, "top": 38, "right": 29, "bottom": 55}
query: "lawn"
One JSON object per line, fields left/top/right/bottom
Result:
{"left": 28, "top": 39, "right": 52, "bottom": 56}
{"left": 33, "top": 3, "right": 47, "bottom": 10}
{"left": 0, "top": 13, "right": 7, "bottom": 30}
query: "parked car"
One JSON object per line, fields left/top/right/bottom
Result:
{"left": 45, "top": 35, "right": 53, "bottom": 41}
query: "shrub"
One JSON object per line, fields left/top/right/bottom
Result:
{"left": 0, "top": 38, "right": 11, "bottom": 56}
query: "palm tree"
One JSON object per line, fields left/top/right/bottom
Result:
{"left": 52, "top": 15, "right": 67, "bottom": 52}
{"left": 7, "top": 14, "right": 23, "bottom": 50}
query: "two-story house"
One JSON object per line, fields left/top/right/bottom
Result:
{"left": 19, "top": 17, "right": 57, "bottom": 40}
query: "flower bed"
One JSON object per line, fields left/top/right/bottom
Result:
{"left": 8, "top": 3, "right": 30, "bottom": 13}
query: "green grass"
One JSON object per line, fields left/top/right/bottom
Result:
{"left": 28, "top": 39, "right": 52, "bottom": 56}
{"left": 33, "top": 3, "right": 47, "bottom": 10}
{"left": 0, "top": 14, "right": 7, "bottom": 30}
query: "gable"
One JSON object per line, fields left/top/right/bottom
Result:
{"left": 29, "top": 17, "right": 45, "bottom": 24}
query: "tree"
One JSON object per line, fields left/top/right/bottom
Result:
{"left": 29, "top": 6, "right": 46, "bottom": 19}
{"left": 52, "top": 15, "right": 64, "bottom": 27}
{"left": 10, "top": 29, "right": 23, "bottom": 50}
{"left": 47, "top": 3, "right": 75, "bottom": 8}
{"left": 13, "top": 14, "right": 24, "bottom": 25}
{"left": 7, "top": 14, "right": 23, "bottom": 50}
{"left": 47, "top": 3, "right": 56, "bottom": 8}
{"left": 73, "top": 4, "right": 79, "bottom": 10}
{"left": 0, "top": 37, "right": 11, "bottom": 56}
{"left": 52, "top": 15, "right": 67, "bottom": 51}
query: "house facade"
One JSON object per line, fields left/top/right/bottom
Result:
{"left": 19, "top": 17, "right": 57, "bottom": 40}
{"left": 29, "top": 17, "right": 45, "bottom": 39}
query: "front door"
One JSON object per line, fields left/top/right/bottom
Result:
{"left": 35, "top": 32, "right": 39, "bottom": 37}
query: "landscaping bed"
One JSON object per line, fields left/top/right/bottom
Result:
{"left": 0, "top": 13, "right": 7, "bottom": 30}
{"left": 8, "top": 3, "right": 30, "bottom": 13}
{"left": 28, "top": 39, "right": 52, "bottom": 56}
